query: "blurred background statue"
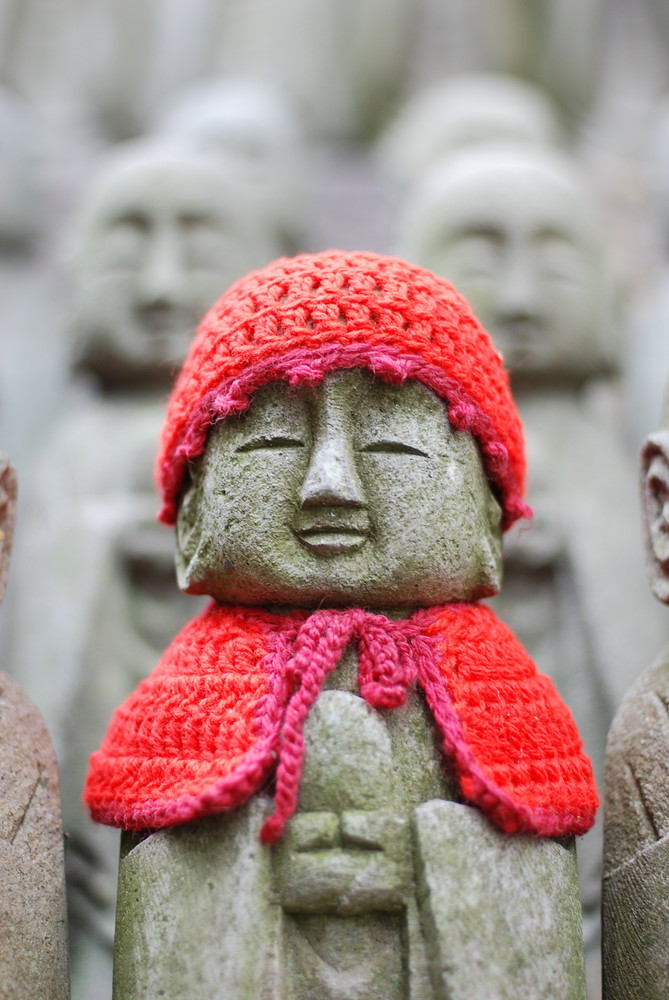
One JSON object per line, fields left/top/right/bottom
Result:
{"left": 396, "top": 141, "right": 666, "bottom": 997}
{"left": 156, "top": 78, "right": 309, "bottom": 255}
{"left": 10, "top": 137, "right": 285, "bottom": 1000}
{"left": 377, "top": 73, "right": 564, "bottom": 192}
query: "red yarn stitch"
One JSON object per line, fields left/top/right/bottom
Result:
{"left": 156, "top": 251, "right": 530, "bottom": 531}
{"left": 84, "top": 603, "right": 598, "bottom": 839}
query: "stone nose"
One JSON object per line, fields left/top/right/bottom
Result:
{"left": 136, "top": 226, "right": 184, "bottom": 308}
{"left": 496, "top": 247, "right": 542, "bottom": 325}
{"left": 299, "top": 433, "right": 366, "bottom": 509}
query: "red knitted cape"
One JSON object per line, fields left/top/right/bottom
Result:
{"left": 84, "top": 602, "right": 598, "bottom": 841}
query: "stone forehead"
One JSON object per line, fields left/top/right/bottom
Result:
{"left": 76, "top": 142, "right": 246, "bottom": 229}
{"left": 403, "top": 144, "right": 600, "bottom": 238}
{"left": 379, "top": 74, "right": 562, "bottom": 184}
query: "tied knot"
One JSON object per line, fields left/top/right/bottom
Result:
{"left": 260, "top": 609, "right": 420, "bottom": 844}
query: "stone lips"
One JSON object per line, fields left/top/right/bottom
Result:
{"left": 155, "top": 250, "right": 530, "bottom": 530}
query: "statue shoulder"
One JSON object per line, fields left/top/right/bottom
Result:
{"left": 604, "top": 644, "right": 669, "bottom": 874}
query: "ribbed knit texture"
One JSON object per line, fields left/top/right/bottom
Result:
{"left": 85, "top": 603, "right": 598, "bottom": 840}
{"left": 156, "top": 251, "right": 530, "bottom": 530}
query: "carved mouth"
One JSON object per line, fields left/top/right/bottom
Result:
{"left": 293, "top": 512, "right": 371, "bottom": 557}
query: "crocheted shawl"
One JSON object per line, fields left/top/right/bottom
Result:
{"left": 84, "top": 602, "right": 598, "bottom": 843}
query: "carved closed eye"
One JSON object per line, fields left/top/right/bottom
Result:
{"left": 236, "top": 436, "right": 305, "bottom": 453}
{"left": 358, "top": 441, "right": 429, "bottom": 457}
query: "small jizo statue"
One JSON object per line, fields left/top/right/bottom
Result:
{"left": 85, "top": 252, "right": 597, "bottom": 1000}
{"left": 603, "top": 389, "right": 669, "bottom": 999}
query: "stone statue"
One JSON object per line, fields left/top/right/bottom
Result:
{"left": 85, "top": 251, "right": 596, "bottom": 999}
{"left": 10, "top": 138, "right": 281, "bottom": 1000}
{"left": 0, "top": 454, "right": 69, "bottom": 999}
{"left": 377, "top": 73, "right": 563, "bottom": 192}
{"left": 157, "top": 78, "right": 308, "bottom": 255}
{"left": 68, "top": 139, "right": 282, "bottom": 390}
{"left": 396, "top": 142, "right": 667, "bottom": 997}
{"left": 602, "top": 389, "right": 669, "bottom": 999}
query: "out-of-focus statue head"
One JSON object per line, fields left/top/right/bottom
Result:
{"left": 397, "top": 144, "right": 614, "bottom": 383}
{"left": 153, "top": 251, "right": 532, "bottom": 609}
{"left": 158, "top": 79, "right": 306, "bottom": 253}
{"left": 377, "top": 74, "right": 562, "bottom": 191}
{"left": 0, "top": 88, "right": 41, "bottom": 249}
{"left": 69, "top": 140, "right": 281, "bottom": 390}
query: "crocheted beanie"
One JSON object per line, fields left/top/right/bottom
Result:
{"left": 156, "top": 250, "right": 530, "bottom": 529}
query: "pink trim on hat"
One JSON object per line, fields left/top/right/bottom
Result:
{"left": 158, "top": 342, "right": 532, "bottom": 530}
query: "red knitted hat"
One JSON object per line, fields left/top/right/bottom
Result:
{"left": 157, "top": 250, "right": 530, "bottom": 529}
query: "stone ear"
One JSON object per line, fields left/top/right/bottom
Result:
{"left": 480, "top": 487, "right": 503, "bottom": 597}
{"left": 174, "top": 473, "right": 204, "bottom": 592}
{"left": 641, "top": 430, "right": 669, "bottom": 604}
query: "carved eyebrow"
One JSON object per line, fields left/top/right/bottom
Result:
{"left": 358, "top": 440, "right": 429, "bottom": 457}
{"left": 235, "top": 435, "right": 305, "bottom": 452}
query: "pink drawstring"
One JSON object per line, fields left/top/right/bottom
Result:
{"left": 260, "top": 609, "right": 422, "bottom": 844}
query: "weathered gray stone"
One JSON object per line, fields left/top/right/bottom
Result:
{"left": 114, "top": 800, "right": 278, "bottom": 1000}
{"left": 0, "top": 671, "right": 69, "bottom": 1000}
{"left": 177, "top": 370, "right": 502, "bottom": 608}
{"left": 0, "top": 456, "right": 69, "bottom": 999}
{"left": 414, "top": 801, "right": 586, "bottom": 1000}
{"left": 603, "top": 644, "right": 669, "bottom": 1000}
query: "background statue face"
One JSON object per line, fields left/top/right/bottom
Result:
{"left": 71, "top": 145, "right": 276, "bottom": 388}
{"left": 399, "top": 146, "right": 613, "bottom": 382}
{"left": 176, "top": 370, "right": 502, "bottom": 608}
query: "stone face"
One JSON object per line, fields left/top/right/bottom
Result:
{"left": 176, "top": 370, "right": 502, "bottom": 608}
{"left": 414, "top": 801, "right": 586, "bottom": 1000}
{"left": 70, "top": 139, "right": 281, "bottom": 391}
{"left": 398, "top": 144, "right": 614, "bottom": 383}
